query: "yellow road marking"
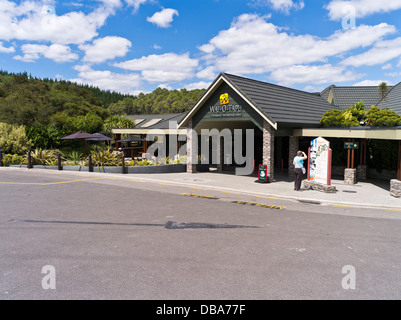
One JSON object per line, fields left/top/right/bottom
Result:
{"left": 256, "top": 196, "right": 278, "bottom": 200}
{"left": 0, "top": 177, "right": 113, "bottom": 186}
{"left": 221, "top": 191, "right": 240, "bottom": 195}
{"left": 159, "top": 183, "right": 176, "bottom": 186}
{"left": 333, "top": 205, "right": 360, "bottom": 209}
{"left": 191, "top": 187, "right": 207, "bottom": 191}
{"left": 180, "top": 193, "right": 218, "bottom": 200}
{"left": 233, "top": 200, "right": 285, "bottom": 210}
{"left": 385, "top": 209, "right": 401, "bottom": 212}
{"left": 131, "top": 180, "right": 146, "bottom": 183}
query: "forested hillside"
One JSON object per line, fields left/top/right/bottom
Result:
{"left": 0, "top": 71, "right": 205, "bottom": 126}
{"left": 108, "top": 87, "right": 206, "bottom": 116}
{"left": 0, "top": 70, "right": 205, "bottom": 151}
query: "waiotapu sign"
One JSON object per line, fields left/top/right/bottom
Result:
{"left": 209, "top": 93, "right": 243, "bottom": 118}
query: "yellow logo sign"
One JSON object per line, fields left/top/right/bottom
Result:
{"left": 220, "top": 93, "right": 229, "bottom": 105}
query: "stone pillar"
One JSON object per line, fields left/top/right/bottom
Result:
{"left": 263, "top": 120, "right": 275, "bottom": 181}
{"left": 288, "top": 136, "right": 299, "bottom": 178}
{"left": 186, "top": 119, "right": 197, "bottom": 173}
{"left": 217, "top": 136, "right": 224, "bottom": 172}
{"left": 344, "top": 168, "right": 357, "bottom": 184}
{"left": 390, "top": 179, "right": 401, "bottom": 198}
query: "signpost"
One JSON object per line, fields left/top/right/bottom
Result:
{"left": 345, "top": 139, "right": 359, "bottom": 168}
{"left": 308, "top": 137, "right": 332, "bottom": 186}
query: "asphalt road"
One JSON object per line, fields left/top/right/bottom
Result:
{"left": 1, "top": 169, "right": 401, "bottom": 300}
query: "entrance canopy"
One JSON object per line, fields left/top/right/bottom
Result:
{"left": 294, "top": 126, "right": 401, "bottom": 140}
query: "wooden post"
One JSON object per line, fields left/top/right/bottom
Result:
{"left": 115, "top": 134, "right": 121, "bottom": 150}
{"left": 363, "top": 139, "right": 367, "bottom": 166}
{"left": 347, "top": 139, "right": 351, "bottom": 169}
{"left": 351, "top": 139, "right": 355, "bottom": 169}
{"left": 398, "top": 141, "right": 401, "bottom": 181}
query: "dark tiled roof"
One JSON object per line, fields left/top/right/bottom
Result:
{"left": 325, "top": 85, "right": 394, "bottom": 110}
{"left": 377, "top": 82, "right": 401, "bottom": 114}
{"left": 222, "top": 73, "right": 334, "bottom": 125}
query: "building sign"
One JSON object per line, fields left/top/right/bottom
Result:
{"left": 308, "top": 137, "right": 332, "bottom": 186}
{"left": 209, "top": 93, "right": 243, "bottom": 118}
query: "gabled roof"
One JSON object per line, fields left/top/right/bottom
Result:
{"left": 377, "top": 82, "right": 401, "bottom": 114}
{"left": 321, "top": 85, "right": 395, "bottom": 110}
{"left": 179, "top": 73, "right": 333, "bottom": 129}
{"left": 223, "top": 73, "right": 333, "bottom": 126}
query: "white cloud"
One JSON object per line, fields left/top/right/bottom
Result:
{"left": 382, "top": 63, "right": 393, "bottom": 70}
{"left": 326, "top": 0, "right": 401, "bottom": 20}
{"left": 269, "top": 64, "right": 362, "bottom": 86}
{"left": 353, "top": 79, "right": 394, "bottom": 86}
{"left": 125, "top": 0, "right": 152, "bottom": 12}
{"left": 384, "top": 72, "right": 401, "bottom": 78}
{"left": 254, "top": 0, "right": 305, "bottom": 13}
{"left": 196, "top": 66, "right": 217, "bottom": 80}
{"left": 80, "top": 36, "right": 132, "bottom": 64}
{"left": 147, "top": 8, "right": 179, "bottom": 28}
{"left": 71, "top": 65, "right": 142, "bottom": 94}
{"left": 342, "top": 37, "right": 401, "bottom": 67}
{"left": 153, "top": 44, "right": 162, "bottom": 50}
{"left": 13, "top": 44, "right": 78, "bottom": 63}
{"left": 199, "top": 14, "right": 395, "bottom": 75}
{"left": 184, "top": 81, "right": 211, "bottom": 90}
{"left": 114, "top": 52, "right": 198, "bottom": 83}
{"left": 0, "top": 0, "right": 113, "bottom": 45}
{"left": 0, "top": 42, "right": 15, "bottom": 53}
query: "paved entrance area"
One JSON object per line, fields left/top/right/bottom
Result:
{"left": 1, "top": 167, "right": 400, "bottom": 210}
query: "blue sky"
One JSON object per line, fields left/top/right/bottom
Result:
{"left": 1, "top": 0, "right": 401, "bottom": 95}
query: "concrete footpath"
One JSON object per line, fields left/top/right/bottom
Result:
{"left": 127, "top": 171, "right": 401, "bottom": 210}
{"left": 1, "top": 166, "right": 401, "bottom": 210}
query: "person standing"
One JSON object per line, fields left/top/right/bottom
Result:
{"left": 293, "top": 151, "right": 307, "bottom": 191}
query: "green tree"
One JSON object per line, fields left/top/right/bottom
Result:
{"left": 378, "top": 82, "right": 389, "bottom": 100}
{"left": 0, "top": 122, "right": 32, "bottom": 154}
{"left": 104, "top": 115, "right": 135, "bottom": 132}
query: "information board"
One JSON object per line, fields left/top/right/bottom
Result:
{"left": 308, "top": 137, "right": 332, "bottom": 185}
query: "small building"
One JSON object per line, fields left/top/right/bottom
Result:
{"left": 112, "top": 73, "right": 401, "bottom": 181}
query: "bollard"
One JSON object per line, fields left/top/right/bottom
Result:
{"left": 0, "top": 149, "right": 3, "bottom": 167}
{"left": 121, "top": 155, "right": 126, "bottom": 174}
{"left": 89, "top": 154, "right": 93, "bottom": 173}
{"left": 27, "top": 151, "right": 32, "bottom": 169}
{"left": 57, "top": 153, "right": 63, "bottom": 171}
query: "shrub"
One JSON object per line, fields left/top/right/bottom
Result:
{"left": 29, "top": 148, "right": 59, "bottom": 165}
{"left": 2, "top": 154, "right": 26, "bottom": 166}
{"left": 0, "top": 122, "right": 32, "bottom": 154}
